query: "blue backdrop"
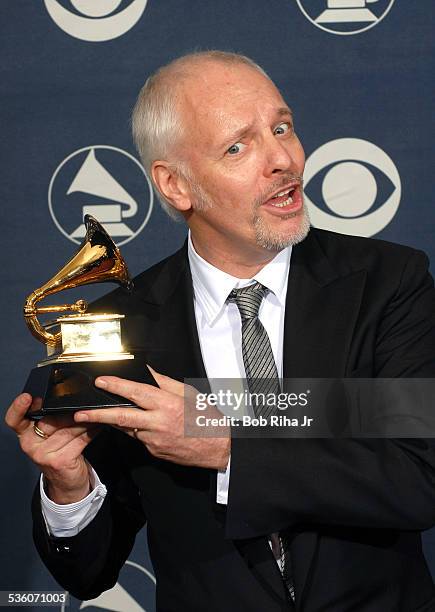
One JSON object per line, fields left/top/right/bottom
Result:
{"left": 1, "top": 1, "right": 434, "bottom": 610}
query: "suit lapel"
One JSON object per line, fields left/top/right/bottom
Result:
{"left": 131, "top": 243, "right": 207, "bottom": 382}
{"left": 282, "top": 230, "right": 367, "bottom": 605}
{"left": 283, "top": 230, "right": 367, "bottom": 379}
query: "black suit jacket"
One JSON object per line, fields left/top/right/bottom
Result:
{"left": 32, "top": 229, "right": 435, "bottom": 611}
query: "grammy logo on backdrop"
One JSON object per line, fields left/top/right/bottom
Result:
{"left": 68, "top": 149, "right": 138, "bottom": 241}
{"left": 316, "top": 0, "right": 380, "bottom": 24}
{"left": 23, "top": 214, "right": 156, "bottom": 419}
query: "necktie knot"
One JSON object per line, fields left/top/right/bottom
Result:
{"left": 228, "top": 282, "right": 268, "bottom": 320}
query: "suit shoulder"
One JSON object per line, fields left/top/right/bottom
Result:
{"left": 132, "top": 245, "right": 186, "bottom": 287}
{"left": 310, "top": 228, "right": 429, "bottom": 274}
{"left": 90, "top": 244, "right": 187, "bottom": 313}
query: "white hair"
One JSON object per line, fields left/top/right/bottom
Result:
{"left": 131, "top": 50, "right": 270, "bottom": 220}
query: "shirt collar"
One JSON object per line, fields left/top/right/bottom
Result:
{"left": 188, "top": 231, "right": 292, "bottom": 325}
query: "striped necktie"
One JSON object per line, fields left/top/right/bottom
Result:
{"left": 227, "top": 282, "right": 280, "bottom": 418}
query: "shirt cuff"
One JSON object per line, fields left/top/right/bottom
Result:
{"left": 40, "top": 465, "right": 107, "bottom": 537}
{"left": 216, "top": 455, "right": 231, "bottom": 505}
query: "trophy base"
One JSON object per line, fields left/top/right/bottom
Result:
{"left": 23, "top": 356, "right": 157, "bottom": 420}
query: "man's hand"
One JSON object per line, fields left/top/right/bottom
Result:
{"left": 5, "top": 394, "right": 100, "bottom": 504}
{"left": 74, "top": 368, "right": 231, "bottom": 471}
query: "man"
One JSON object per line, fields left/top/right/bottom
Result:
{"left": 6, "top": 51, "right": 435, "bottom": 611}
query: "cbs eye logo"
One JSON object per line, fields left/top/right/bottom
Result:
{"left": 304, "top": 138, "right": 401, "bottom": 237}
{"left": 44, "top": 0, "right": 147, "bottom": 42}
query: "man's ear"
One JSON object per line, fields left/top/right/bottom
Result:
{"left": 151, "top": 161, "right": 192, "bottom": 212}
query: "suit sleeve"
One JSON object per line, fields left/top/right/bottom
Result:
{"left": 226, "top": 250, "right": 435, "bottom": 539}
{"left": 32, "top": 426, "right": 146, "bottom": 600}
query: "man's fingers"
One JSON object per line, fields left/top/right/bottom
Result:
{"left": 94, "top": 376, "right": 170, "bottom": 409}
{"left": 18, "top": 416, "right": 89, "bottom": 450}
{"left": 5, "top": 394, "right": 34, "bottom": 435}
{"left": 36, "top": 428, "right": 101, "bottom": 471}
{"left": 37, "top": 424, "right": 100, "bottom": 454}
{"left": 31, "top": 414, "right": 77, "bottom": 437}
{"left": 5, "top": 396, "right": 78, "bottom": 438}
{"left": 19, "top": 420, "right": 95, "bottom": 456}
{"left": 47, "top": 426, "right": 101, "bottom": 461}
{"left": 74, "top": 406, "right": 154, "bottom": 430}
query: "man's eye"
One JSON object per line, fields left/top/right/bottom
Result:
{"left": 274, "top": 122, "right": 291, "bottom": 136}
{"left": 227, "top": 142, "right": 245, "bottom": 155}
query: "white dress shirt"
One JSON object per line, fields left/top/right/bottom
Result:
{"left": 40, "top": 466, "right": 107, "bottom": 536}
{"left": 41, "top": 234, "right": 292, "bottom": 538}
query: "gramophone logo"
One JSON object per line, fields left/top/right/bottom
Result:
{"left": 303, "top": 138, "right": 401, "bottom": 237}
{"left": 44, "top": 0, "right": 148, "bottom": 42}
{"left": 48, "top": 145, "right": 153, "bottom": 246}
{"left": 295, "top": 0, "right": 396, "bottom": 35}
{"left": 60, "top": 560, "right": 156, "bottom": 611}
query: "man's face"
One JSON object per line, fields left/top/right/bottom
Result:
{"left": 175, "top": 62, "right": 308, "bottom": 261}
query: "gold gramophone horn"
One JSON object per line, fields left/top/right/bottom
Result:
{"left": 24, "top": 215, "right": 132, "bottom": 346}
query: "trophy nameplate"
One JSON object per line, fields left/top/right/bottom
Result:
{"left": 22, "top": 215, "right": 156, "bottom": 420}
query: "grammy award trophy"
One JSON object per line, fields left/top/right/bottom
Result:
{"left": 23, "top": 214, "right": 156, "bottom": 420}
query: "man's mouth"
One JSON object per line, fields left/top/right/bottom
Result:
{"left": 262, "top": 183, "right": 303, "bottom": 212}
{"left": 269, "top": 186, "right": 297, "bottom": 207}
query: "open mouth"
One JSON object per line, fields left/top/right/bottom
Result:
{"left": 269, "top": 186, "right": 297, "bottom": 207}
{"left": 263, "top": 183, "right": 302, "bottom": 211}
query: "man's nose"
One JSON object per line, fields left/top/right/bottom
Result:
{"left": 263, "top": 136, "right": 295, "bottom": 176}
